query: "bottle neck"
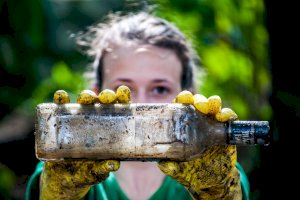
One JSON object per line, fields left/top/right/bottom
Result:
{"left": 226, "top": 121, "right": 270, "bottom": 145}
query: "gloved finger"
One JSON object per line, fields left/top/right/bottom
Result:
{"left": 53, "top": 90, "right": 70, "bottom": 104}
{"left": 207, "top": 95, "right": 222, "bottom": 115}
{"left": 215, "top": 108, "right": 238, "bottom": 122}
{"left": 98, "top": 89, "right": 117, "bottom": 104}
{"left": 193, "top": 94, "right": 209, "bottom": 114}
{"left": 75, "top": 160, "right": 120, "bottom": 186}
{"left": 157, "top": 161, "right": 180, "bottom": 177}
{"left": 45, "top": 160, "right": 120, "bottom": 187}
{"left": 77, "top": 90, "right": 98, "bottom": 104}
{"left": 174, "top": 90, "right": 194, "bottom": 104}
{"left": 116, "top": 85, "right": 131, "bottom": 103}
{"left": 95, "top": 160, "right": 120, "bottom": 173}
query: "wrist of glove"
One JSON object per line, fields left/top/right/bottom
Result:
{"left": 40, "top": 86, "right": 130, "bottom": 200}
{"left": 158, "top": 91, "right": 242, "bottom": 200}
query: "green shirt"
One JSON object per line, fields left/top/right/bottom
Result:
{"left": 26, "top": 162, "right": 250, "bottom": 200}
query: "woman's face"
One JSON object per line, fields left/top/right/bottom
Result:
{"left": 102, "top": 44, "right": 182, "bottom": 103}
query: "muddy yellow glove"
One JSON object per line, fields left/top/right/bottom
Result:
{"left": 158, "top": 91, "right": 242, "bottom": 200}
{"left": 41, "top": 86, "right": 130, "bottom": 200}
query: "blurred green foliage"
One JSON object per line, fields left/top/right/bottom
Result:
{"left": 0, "top": 0, "right": 270, "bottom": 199}
{"left": 27, "top": 62, "right": 86, "bottom": 111}
{"left": 0, "top": 164, "right": 16, "bottom": 200}
{"left": 155, "top": 0, "right": 271, "bottom": 120}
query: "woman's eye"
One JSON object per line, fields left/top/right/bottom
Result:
{"left": 152, "top": 86, "right": 170, "bottom": 95}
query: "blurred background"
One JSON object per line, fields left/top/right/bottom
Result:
{"left": 0, "top": 0, "right": 297, "bottom": 199}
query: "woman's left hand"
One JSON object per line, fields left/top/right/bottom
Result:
{"left": 157, "top": 91, "right": 242, "bottom": 200}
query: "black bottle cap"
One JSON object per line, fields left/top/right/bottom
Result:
{"left": 226, "top": 121, "right": 270, "bottom": 145}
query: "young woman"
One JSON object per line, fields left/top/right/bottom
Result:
{"left": 26, "top": 12, "right": 249, "bottom": 200}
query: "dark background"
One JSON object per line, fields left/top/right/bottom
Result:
{"left": 262, "top": 0, "right": 299, "bottom": 199}
{"left": 0, "top": 0, "right": 298, "bottom": 199}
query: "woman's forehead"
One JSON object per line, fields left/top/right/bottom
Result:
{"left": 102, "top": 44, "right": 182, "bottom": 84}
{"left": 104, "top": 44, "right": 176, "bottom": 60}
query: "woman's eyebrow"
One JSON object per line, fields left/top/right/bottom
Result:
{"left": 152, "top": 79, "right": 170, "bottom": 83}
{"left": 115, "top": 78, "right": 132, "bottom": 83}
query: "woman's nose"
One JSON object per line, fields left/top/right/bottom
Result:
{"left": 131, "top": 90, "right": 149, "bottom": 103}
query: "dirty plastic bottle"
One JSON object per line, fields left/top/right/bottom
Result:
{"left": 35, "top": 103, "right": 270, "bottom": 161}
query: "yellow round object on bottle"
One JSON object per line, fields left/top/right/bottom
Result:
{"left": 116, "top": 85, "right": 131, "bottom": 103}
{"left": 53, "top": 90, "right": 70, "bottom": 104}
{"left": 98, "top": 89, "right": 117, "bottom": 104}
{"left": 193, "top": 94, "right": 209, "bottom": 114}
{"left": 207, "top": 95, "right": 222, "bottom": 115}
{"left": 175, "top": 90, "right": 194, "bottom": 104}
{"left": 77, "top": 90, "right": 98, "bottom": 104}
{"left": 215, "top": 108, "right": 238, "bottom": 122}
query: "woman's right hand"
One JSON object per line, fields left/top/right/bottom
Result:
{"left": 40, "top": 87, "right": 130, "bottom": 200}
